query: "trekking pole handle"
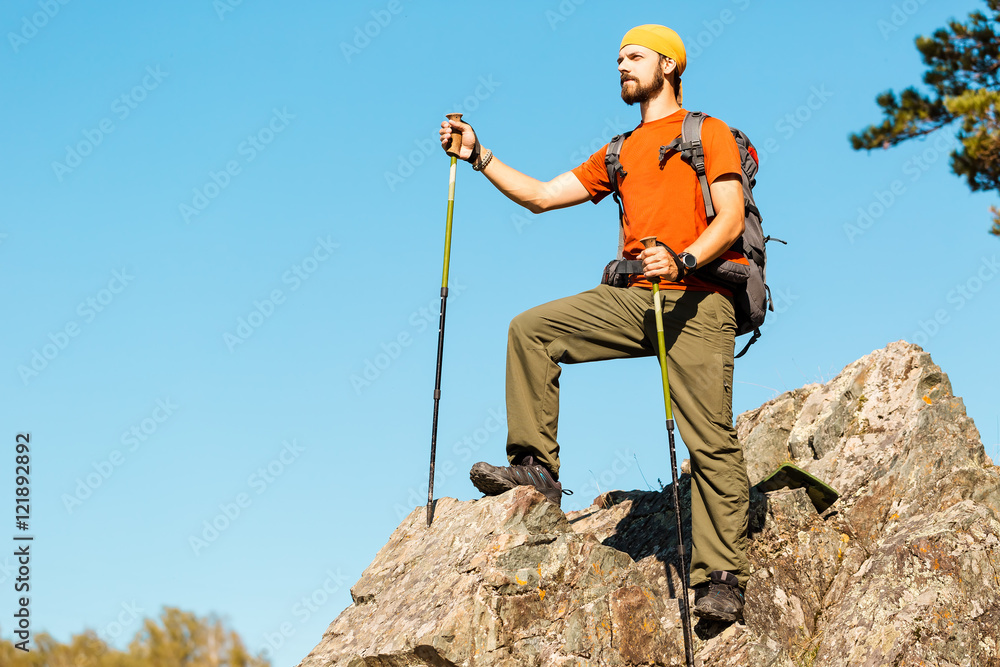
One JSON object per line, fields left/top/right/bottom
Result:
{"left": 641, "top": 236, "right": 661, "bottom": 291}
{"left": 641, "top": 236, "right": 658, "bottom": 264}
{"left": 640, "top": 236, "right": 661, "bottom": 287}
{"left": 445, "top": 113, "right": 464, "bottom": 158}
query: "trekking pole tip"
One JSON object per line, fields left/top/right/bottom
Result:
{"left": 445, "top": 113, "right": 464, "bottom": 157}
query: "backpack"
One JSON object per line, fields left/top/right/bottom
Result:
{"left": 603, "top": 111, "right": 784, "bottom": 358}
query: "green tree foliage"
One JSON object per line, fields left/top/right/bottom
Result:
{"left": 850, "top": 0, "right": 1000, "bottom": 235}
{"left": 0, "top": 608, "right": 269, "bottom": 667}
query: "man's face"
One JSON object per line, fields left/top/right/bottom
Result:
{"left": 617, "top": 45, "right": 666, "bottom": 106}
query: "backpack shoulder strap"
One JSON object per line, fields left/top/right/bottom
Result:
{"left": 604, "top": 131, "right": 632, "bottom": 259}
{"left": 660, "top": 111, "right": 715, "bottom": 219}
{"left": 605, "top": 132, "right": 631, "bottom": 190}
{"left": 683, "top": 111, "right": 714, "bottom": 219}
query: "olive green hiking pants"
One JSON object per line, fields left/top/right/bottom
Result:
{"left": 505, "top": 283, "right": 749, "bottom": 588}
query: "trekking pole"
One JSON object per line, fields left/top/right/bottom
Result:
{"left": 427, "top": 113, "right": 464, "bottom": 527}
{"left": 641, "top": 236, "right": 695, "bottom": 667}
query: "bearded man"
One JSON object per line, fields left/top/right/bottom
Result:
{"left": 439, "top": 24, "right": 750, "bottom": 623}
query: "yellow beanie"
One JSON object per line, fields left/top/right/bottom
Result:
{"left": 620, "top": 24, "right": 687, "bottom": 75}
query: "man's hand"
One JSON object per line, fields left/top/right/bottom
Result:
{"left": 639, "top": 245, "right": 681, "bottom": 282}
{"left": 682, "top": 174, "right": 745, "bottom": 266}
{"left": 639, "top": 174, "right": 744, "bottom": 282}
{"left": 439, "top": 116, "right": 478, "bottom": 162}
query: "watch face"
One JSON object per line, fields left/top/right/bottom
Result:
{"left": 681, "top": 253, "right": 697, "bottom": 269}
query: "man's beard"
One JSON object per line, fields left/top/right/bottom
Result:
{"left": 621, "top": 67, "right": 665, "bottom": 105}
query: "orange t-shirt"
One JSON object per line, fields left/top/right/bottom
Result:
{"left": 572, "top": 109, "right": 746, "bottom": 293}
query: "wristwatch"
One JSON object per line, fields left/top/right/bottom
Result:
{"left": 677, "top": 252, "right": 698, "bottom": 279}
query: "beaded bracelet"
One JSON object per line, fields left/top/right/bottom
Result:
{"left": 472, "top": 148, "right": 493, "bottom": 172}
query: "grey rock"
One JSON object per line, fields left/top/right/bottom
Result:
{"left": 298, "top": 342, "right": 1000, "bottom": 666}
{"left": 297, "top": 487, "right": 687, "bottom": 666}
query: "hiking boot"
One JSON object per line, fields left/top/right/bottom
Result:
{"left": 693, "top": 570, "right": 745, "bottom": 623}
{"left": 469, "top": 455, "right": 570, "bottom": 508}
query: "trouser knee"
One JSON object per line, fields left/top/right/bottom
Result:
{"left": 508, "top": 309, "right": 545, "bottom": 347}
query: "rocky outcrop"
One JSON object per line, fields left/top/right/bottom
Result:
{"left": 298, "top": 342, "right": 1000, "bottom": 666}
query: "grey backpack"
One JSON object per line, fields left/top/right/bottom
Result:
{"left": 604, "top": 111, "right": 784, "bottom": 358}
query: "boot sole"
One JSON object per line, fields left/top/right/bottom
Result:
{"left": 469, "top": 463, "right": 562, "bottom": 508}
{"left": 692, "top": 607, "right": 742, "bottom": 623}
{"left": 470, "top": 463, "right": 518, "bottom": 496}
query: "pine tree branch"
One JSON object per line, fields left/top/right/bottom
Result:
{"left": 850, "top": 0, "right": 1000, "bottom": 236}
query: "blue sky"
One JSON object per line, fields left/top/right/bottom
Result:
{"left": 2, "top": 1, "right": 998, "bottom": 665}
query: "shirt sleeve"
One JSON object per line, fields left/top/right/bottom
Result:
{"left": 702, "top": 117, "right": 742, "bottom": 183}
{"left": 571, "top": 144, "right": 613, "bottom": 204}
